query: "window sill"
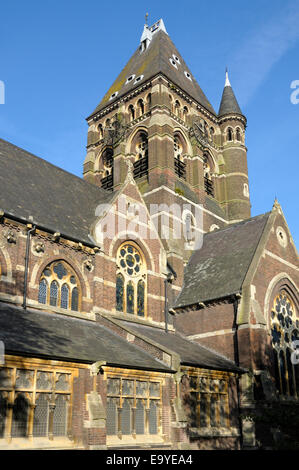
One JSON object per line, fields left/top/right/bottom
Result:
{"left": 0, "top": 437, "right": 83, "bottom": 450}
{"left": 189, "top": 427, "right": 240, "bottom": 438}
{"left": 107, "top": 434, "right": 166, "bottom": 448}
{"left": 27, "top": 300, "right": 96, "bottom": 321}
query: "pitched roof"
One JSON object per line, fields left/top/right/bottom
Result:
{"left": 0, "top": 139, "right": 114, "bottom": 245}
{"left": 120, "top": 321, "right": 242, "bottom": 372}
{"left": 88, "top": 29, "right": 216, "bottom": 117}
{"left": 0, "top": 303, "right": 171, "bottom": 372}
{"left": 218, "top": 72, "right": 243, "bottom": 117}
{"left": 174, "top": 213, "right": 271, "bottom": 309}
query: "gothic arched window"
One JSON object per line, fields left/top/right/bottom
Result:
{"left": 227, "top": 127, "right": 233, "bottom": 141}
{"left": 133, "top": 132, "right": 148, "bottom": 180}
{"left": 116, "top": 242, "right": 146, "bottom": 317}
{"left": 174, "top": 134, "right": 186, "bottom": 180}
{"left": 100, "top": 147, "right": 114, "bottom": 191}
{"left": 203, "top": 153, "right": 215, "bottom": 197}
{"left": 270, "top": 291, "right": 299, "bottom": 397}
{"left": 174, "top": 100, "right": 181, "bottom": 118}
{"left": 128, "top": 105, "right": 135, "bottom": 121}
{"left": 137, "top": 99, "right": 145, "bottom": 117}
{"left": 38, "top": 261, "right": 80, "bottom": 312}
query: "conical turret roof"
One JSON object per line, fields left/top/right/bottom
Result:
{"left": 218, "top": 71, "right": 243, "bottom": 117}
{"left": 88, "top": 20, "right": 216, "bottom": 118}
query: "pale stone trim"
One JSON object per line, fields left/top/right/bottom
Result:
{"left": 143, "top": 185, "right": 229, "bottom": 224}
{"left": 188, "top": 328, "right": 235, "bottom": 339}
{"left": 263, "top": 249, "right": 299, "bottom": 271}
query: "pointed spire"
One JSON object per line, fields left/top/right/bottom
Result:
{"left": 218, "top": 69, "right": 243, "bottom": 117}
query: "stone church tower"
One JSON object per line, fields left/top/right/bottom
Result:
{"left": 83, "top": 18, "right": 252, "bottom": 290}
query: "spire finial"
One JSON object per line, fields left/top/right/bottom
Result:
{"left": 225, "top": 67, "right": 231, "bottom": 87}
{"left": 145, "top": 12, "right": 149, "bottom": 25}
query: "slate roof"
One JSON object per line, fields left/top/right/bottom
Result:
{"left": 174, "top": 213, "right": 271, "bottom": 309}
{"left": 88, "top": 29, "right": 216, "bottom": 118}
{"left": 218, "top": 82, "right": 243, "bottom": 117}
{"left": 0, "top": 139, "right": 114, "bottom": 245}
{"left": 120, "top": 321, "right": 242, "bottom": 372}
{"left": 0, "top": 303, "right": 171, "bottom": 372}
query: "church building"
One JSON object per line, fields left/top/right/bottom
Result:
{"left": 0, "top": 18, "right": 298, "bottom": 450}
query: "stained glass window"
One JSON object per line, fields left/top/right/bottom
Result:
{"left": 38, "top": 261, "right": 80, "bottom": 312}
{"left": 116, "top": 243, "right": 146, "bottom": 316}
{"left": 127, "top": 282, "right": 134, "bottom": 314}
{"left": 270, "top": 291, "right": 298, "bottom": 397}
{"left": 38, "top": 279, "right": 47, "bottom": 304}
{"left": 137, "top": 280, "right": 145, "bottom": 317}
{"left": 50, "top": 281, "right": 58, "bottom": 307}
{"left": 60, "top": 284, "right": 69, "bottom": 309}
{"left": 106, "top": 377, "right": 161, "bottom": 438}
{"left": 116, "top": 275, "right": 124, "bottom": 312}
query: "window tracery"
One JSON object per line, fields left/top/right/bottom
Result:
{"left": 106, "top": 375, "right": 161, "bottom": 438}
{"left": 38, "top": 261, "right": 80, "bottom": 312}
{"left": 116, "top": 243, "right": 146, "bottom": 317}
{"left": 270, "top": 291, "right": 299, "bottom": 397}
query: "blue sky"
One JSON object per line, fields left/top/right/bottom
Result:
{"left": 0, "top": 0, "right": 298, "bottom": 247}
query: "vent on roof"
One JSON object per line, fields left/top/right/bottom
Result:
{"left": 184, "top": 71, "right": 192, "bottom": 81}
{"left": 134, "top": 75, "right": 144, "bottom": 84}
{"left": 126, "top": 74, "right": 136, "bottom": 85}
{"left": 169, "top": 58, "right": 178, "bottom": 69}
{"left": 109, "top": 91, "right": 119, "bottom": 100}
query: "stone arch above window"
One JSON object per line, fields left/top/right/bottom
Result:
{"left": 116, "top": 242, "right": 147, "bottom": 317}
{"left": 270, "top": 290, "right": 299, "bottom": 397}
{"left": 38, "top": 260, "right": 80, "bottom": 312}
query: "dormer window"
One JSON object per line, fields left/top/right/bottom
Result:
{"left": 109, "top": 91, "right": 118, "bottom": 101}
{"left": 169, "top": 58, "right": 178, "bottom": 69}
{"left": 134, "top": 75, "right": 144, "bottom": 85}
{"left": 172, "top": 54, "right": 180, "bottom": 64}
{"left": 126, "top": 75, "right": 136, "bottom": 85}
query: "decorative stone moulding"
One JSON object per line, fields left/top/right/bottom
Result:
{"left": 34, "top": 242, "right": 45, "bottom": 253}
{"left": 84, "top": 258, "right": 94, "bottom": 272}
{"left": 6, "top": 231, "right": 16, "bottom": 244}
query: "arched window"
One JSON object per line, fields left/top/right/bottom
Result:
{"left": 128, "top": 105, "right": 135, "bottom": 121}
{"left": 137, "top": 99, "right": 144, "bottom": 117}
{"left": 174, "top": 100, "right": 181, "bottom": 118}
{"left": 203, "top": 153, "right": 215, "bottom": 197}
{"left": 38, "top": 261, "right": 80, "bottom": 312}
{"left": 174, "top": 134, "right": 186, "bottom": 180}
{"left": 210, "top": 127, "right": 215, "bottom": 142}
{"left": 101, "top": 147, "right": 114, "bottom": 191}
{"left": 236, "top": 127, "right": 241, "bottom": 141}
{"left": 98, "top": 123, "right": 103, "bottom": 140}
{"left": 183, "top": 106, "right": 188, "bottom": 122}
{"left": 270, "top": 291, "right": 299, "bottom": 397}
{"left": 116, "top": 242, "right": 146, "bottom": 317}
{"left": 133, "top": 132, "right": 148, "bottom": 180}
{"left": 227, "top": 127, "right": 233, "bottom": 142}
{"left": 146, "top": 93, "right": 151, "bottom": 112}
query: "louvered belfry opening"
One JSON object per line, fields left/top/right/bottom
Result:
{"left": 101, "top": 147, "right": 114, "bottom": 191}
{"left": 133, "top": 132, "right": 148, "bottom": 180}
